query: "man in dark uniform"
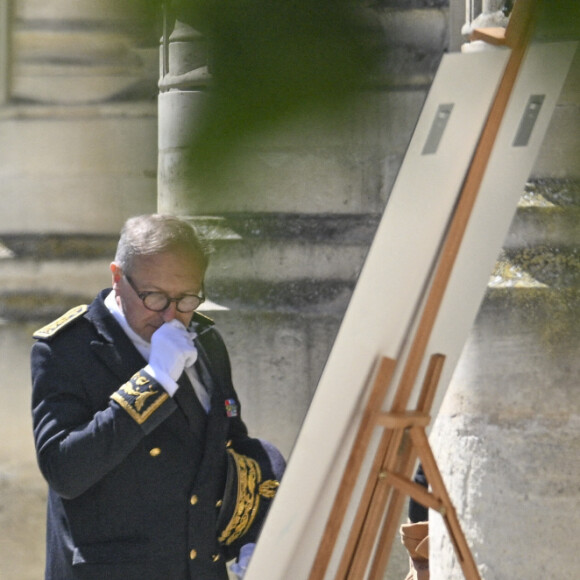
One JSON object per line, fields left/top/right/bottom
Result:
{"left": 31, "top": 214, "right": 283, "bottom": 580}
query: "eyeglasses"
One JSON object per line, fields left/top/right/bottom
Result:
{"left": 124, "top": 275, "right": 205, "bottom": 313}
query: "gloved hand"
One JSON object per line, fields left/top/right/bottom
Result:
{"left": 229, "top": 543, "right": 255, "bottom": 579}
{"left": 144, "top": 320, "right": 198, "bottom": 396}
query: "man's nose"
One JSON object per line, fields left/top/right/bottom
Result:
{"left": 161, "top": 302, "right": 178, "bottom": 322}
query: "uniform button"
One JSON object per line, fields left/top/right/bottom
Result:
{"left": 226, "top": 439, "right": 232, "bottom": 448}
{"left": 190, "top": 495, "right": 198, "bottom": 505}
{"left": 190, "top": 549, "right": 197, "bottom": 560}
{"left": 215, "top": 499, "right": 223, "bottom": 508}
{"left": 212, "top": 554, "right": 220, "bottom": 562}
{"left": 149, "top": 448, "right": 161, "bottom": 457}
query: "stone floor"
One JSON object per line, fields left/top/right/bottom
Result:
{"left": 0, "top": 321, "right": 46, "bottom": 580}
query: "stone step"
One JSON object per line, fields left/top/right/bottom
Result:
{"left": 204, "top": 213, "right": 378, "bottom": 285}
{"left": 1, "top": 179, "right": 578, "bottom": 320}
{"left": 505, "top": 182, "right": 580, "bottom": 249}
{"left": 493, "top": 179, "right": 580, "bottom": 289}
{"left": 490, "top": 248, "right": 579, "bottom": 289}
{"left": 205, "top": 180, "right": 580, "bottom": 293}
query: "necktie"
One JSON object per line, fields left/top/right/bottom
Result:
{"left": 195, "top": 355, "right": 214, "bottom": 399}
{"left": 174, "top": 372, "right": 206, "bottom": 426}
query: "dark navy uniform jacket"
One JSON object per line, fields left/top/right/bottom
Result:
{"left": 31, "top": 289, "right": 256, "bottom": 580}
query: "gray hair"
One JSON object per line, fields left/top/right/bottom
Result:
{"left": 114, "top": 214, "right": 210, "bottom": 274}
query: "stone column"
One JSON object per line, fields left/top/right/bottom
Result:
{"left": 430, "top": 267, "right": 580, "bottom": 579}
{"left": 158, "top": 16, "right": 210, "bottom": 215}
{"left": 0, "top": 0, "right": 12, "bottom": 104}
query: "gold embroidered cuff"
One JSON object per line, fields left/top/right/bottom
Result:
{"left": 111, "top": 370, "right": 169, "bottom": 425}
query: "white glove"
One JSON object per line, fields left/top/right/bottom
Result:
{"left": 229, "top": 543, "right": 255, "bottom": 579}
{"left": 144, "top": 320, "right": 198, "bottom": 396}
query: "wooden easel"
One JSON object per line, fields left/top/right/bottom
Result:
{"left": 317, "top": 351, "right": 483, "bottom": 580}
{"left": 308, "top": 2, "right": 541, "bottom": 579}
{"left": 308, "top": 352, "right": 482, "bottom": 580}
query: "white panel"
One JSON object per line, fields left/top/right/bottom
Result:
{"left": 245, "top": 39, "right": 578, "bottom": 580}
{"left": 245, "top": 48, "right": 511, "bottom": 580}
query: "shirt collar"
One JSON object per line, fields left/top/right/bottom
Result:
{"left": 104, "top": 290, "right": 151, "bottom": 360}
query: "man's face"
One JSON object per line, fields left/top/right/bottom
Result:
{"left": 110, "top": 250, "right": 205, "bottom": 342}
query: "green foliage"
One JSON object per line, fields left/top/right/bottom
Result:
{"left": 168, "top": 0, "right": 384, "bottom": 186}
{"left": 534, "top": 0, "right": 580, "bottom": 41}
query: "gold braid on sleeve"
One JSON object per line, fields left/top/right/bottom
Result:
{"left": 218, "top": 449, "right": 280, "bottom": 546}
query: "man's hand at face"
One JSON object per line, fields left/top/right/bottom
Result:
{"left": 144, "top": 320, "right": 198, "bottom": 396}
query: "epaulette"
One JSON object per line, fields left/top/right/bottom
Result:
{"left": 33, "top": 304, "right": 88, "bottom": 340}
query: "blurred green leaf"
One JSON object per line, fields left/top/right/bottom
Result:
{"left": 170, "top": 0, "right": 384, "bottom": 186}
{"left": 534, "top": 0, "right": 580, "bottom": 41}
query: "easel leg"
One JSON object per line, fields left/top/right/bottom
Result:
{"left": 367, "top": 354, "right": 446, "bottom": 580}
{"left": 410, "top": 428, "right": 482, "bottom": 580}
{"left": 341, "top": 427, "right": 405, "bottom": 579}
{"left": 367, "top": 479, "right": 409, "bottom": 580}
{"left": 340, "top": 354, "right": 449, "bottom": 580}
{"left": 308, "top": 357, "right": 397, "bottom": 580}
{"left": 367, "top": 438, "right": 418, "bottom": 580}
